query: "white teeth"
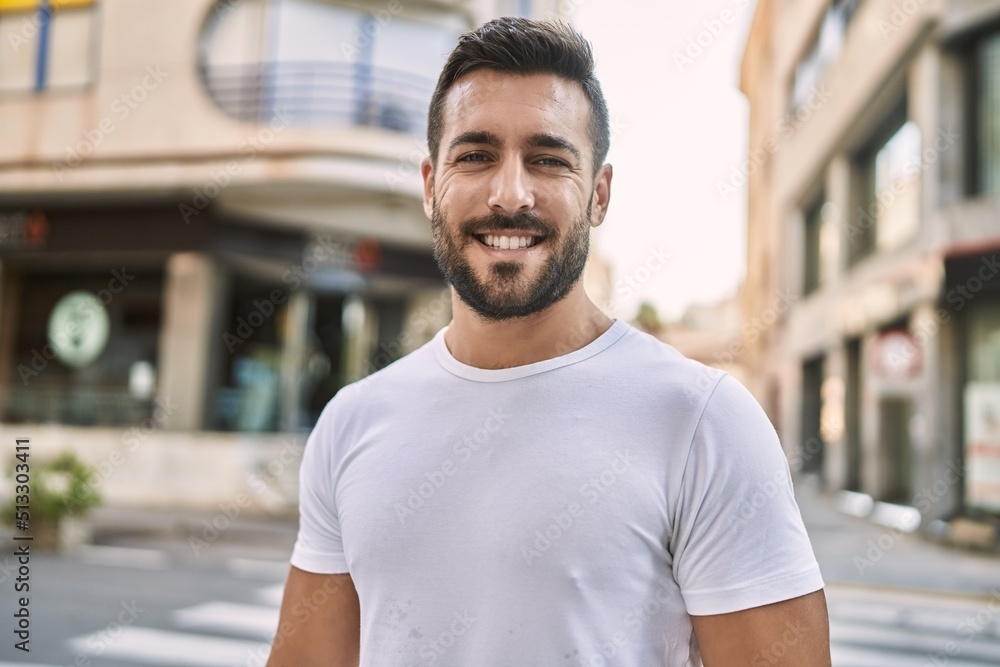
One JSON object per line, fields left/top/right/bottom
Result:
{"left": 480, "top": 234, "right": 540, "bottom": 249}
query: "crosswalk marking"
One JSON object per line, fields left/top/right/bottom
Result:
{"left": 67, "top": 626, "right": 270, "bottom": 666}
{"left": 77, "top": 544, "right": 170, "bottom": 569}
{"left": 827, "top": 585, "right": 1000, "bottom": 666}
{"left": 56, "top": 578, "right": 1000, "bottom": 666}
{"left": 173, "top": 601, "right": 280, "bottom": 639}
{"left": 226, "top": 557, "right": 289, "bottom": 582}
{"left": 256, "top": 583, "right": 285, "bottom": 606}
{"left": 831, "top": 643, "right": 994, "bottom": 667}
{"left": 832, "top": 621, "right": 1000, "bottom": 663}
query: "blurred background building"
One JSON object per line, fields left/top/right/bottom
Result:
{"left": 741, "top": 0, "right": 1000, "bottom": 537}
{"left": 0, "top": 0, "right": 586, "bottom": 511}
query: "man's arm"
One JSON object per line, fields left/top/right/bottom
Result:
{"left": 690, "top": 588, "right": 831, "bottom": 667}
{"left": 266, "top": 566, "right": 360, "bottom": 667}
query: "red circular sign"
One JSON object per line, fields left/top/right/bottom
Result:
{"left": 869, "top": 329, "right": 922, "bottom": 380}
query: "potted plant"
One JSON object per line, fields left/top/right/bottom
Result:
{"left": 2, "top": 450, "right": 101, "bottom": 551}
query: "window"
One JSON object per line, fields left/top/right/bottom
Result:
{"left": 800, "top": 355, "right": 826, "bottom": 475}
{"left": 3, "top": 266, "right": 163, "bottom": 426}
{"left": 973, "top": 32, "right": 1000, "bottom": 195}
{"left": 803, "top": 196, "right": 824, "bottom": 295}
{"left": 790, "top": 0, "right": 864, "bottom": 111}
{"left": 872, "top": 121, "right": 921, "bottom": 250}
{"left": 960, "top": 275, "right": 1000, "bottom": 512}
{"left": 848, "top": 100, "right": 920, "bottom": 265}
{"left": 0, "top": 0, "right": 98, "bottom": 93}
{"left": 198, "top": 0, "right": 462, "bottom": 133}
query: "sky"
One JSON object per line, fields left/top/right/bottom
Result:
{"left": 567, "top": 0, "right": 757, "bottom": 322}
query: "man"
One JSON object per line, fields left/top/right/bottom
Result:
{"left": 267, "top": 17, "right": 830, "bottom": 667}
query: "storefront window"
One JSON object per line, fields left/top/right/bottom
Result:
{"left": 214, "top": 278, "right": 287, "bottom": 432}
{"left": 964, "top": 303, "right": 1000, "bottom": 512}
{"left": 4, "top": 267, "right": 163, "bottom": 425}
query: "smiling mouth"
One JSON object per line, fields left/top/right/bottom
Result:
{"left": 475, "top": 234, "right": 545, "bottom": 250}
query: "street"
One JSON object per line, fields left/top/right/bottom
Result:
{"left": 1, "top": 484, "right": 999, "bottom": 666}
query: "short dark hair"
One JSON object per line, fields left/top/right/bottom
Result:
{"left": 427, "top": 16, "right": 610, "bottom": 177}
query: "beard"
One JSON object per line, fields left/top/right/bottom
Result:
{"left": 430, "top": 200, "right": 592, "bottom": 322}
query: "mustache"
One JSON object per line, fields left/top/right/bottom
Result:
{"left": 459, "top": 211, "right": 556, "bottom": 238}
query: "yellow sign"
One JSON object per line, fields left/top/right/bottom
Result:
{"left": 0, "top": 0, "right": 94, "bottom": 12}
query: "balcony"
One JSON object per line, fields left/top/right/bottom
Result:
{"left": 199, "top": 60, "right": 437, "bottom": 135}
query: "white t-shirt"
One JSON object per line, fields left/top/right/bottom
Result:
{"left": 291, "top": 318, "right": 824, "bottom": 667}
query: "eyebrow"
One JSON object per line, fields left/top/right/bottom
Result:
{"left": 447, "top": 130, "right": 582, "bottom": 162}
{"left": 448, "top": 130, "right": 502, "bottom": 153}
{"left": 526, "top": 133, "right": 582, "bottom": 162}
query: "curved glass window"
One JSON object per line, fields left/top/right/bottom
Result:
{"left": 198, "top": 0, "right": 461, "bottom": 134}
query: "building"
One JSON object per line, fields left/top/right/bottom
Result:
{"left": 740, "top": 0, "right": 1000, "bottom": 533}
{"left": 657, "top": 293, "right": 750, "bottom": 389}
{"left": 0, "top": 0, "right": 568, "bottom": 512}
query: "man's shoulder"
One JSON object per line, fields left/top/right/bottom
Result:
{"left": 608, "top": 323, "right": 728, "bottom": 398}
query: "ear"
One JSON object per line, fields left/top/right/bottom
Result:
{"left": 421, "top": 157, "right": 436, "bottom": 220}
{"left": 590, "top": 163, "right": 613, "bottom": 228}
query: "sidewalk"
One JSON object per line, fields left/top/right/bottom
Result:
{"left": 30, "top": 482, "right": 1000, "bottom": 600}
{"left": 85, "top": 504, "right": 299, "bottom": 566}
{"left": 794, "top": 478, "right": 1000, "bottom": 600}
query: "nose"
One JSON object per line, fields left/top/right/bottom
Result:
{"left": 487, "top": 156, "right": 535, "bottom": 215}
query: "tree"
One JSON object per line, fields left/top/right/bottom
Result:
{"left": 634, "top": 301, "right": 663, "bottom": 334}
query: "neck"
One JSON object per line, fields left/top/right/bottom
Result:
{"left": 443, "top": 283, "right": 615, "bottom": 369}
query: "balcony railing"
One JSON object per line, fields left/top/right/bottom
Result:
{"left": 199, "top": 60, "right": 437, "bottom": 135}
{"left": 2, "top": 386, "right": 154, "bottom": 427}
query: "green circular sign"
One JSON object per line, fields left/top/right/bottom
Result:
{"left": 47, "top": 290, "right": 110, "bottom": 368}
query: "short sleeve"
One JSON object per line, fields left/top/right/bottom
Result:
{"left": 671, "top": 374, "right": 824, "bottom": 616}
{"left": 289, "top": 403, "right": 350, "bottom": 574}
